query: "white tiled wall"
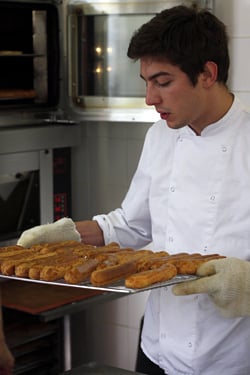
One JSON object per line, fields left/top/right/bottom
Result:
{"left": 70, "top": 0, "right": 250, "bottom": 371}
{"left": 71, "top": 122, "right": 151, "bottom": 370}
{"left": 215, "top": 0, "right": 250, "bottom": 106}
{"left": 84, "top": 292, "right": 149, "bottom": 369}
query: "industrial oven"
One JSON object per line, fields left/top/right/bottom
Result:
{"left": 0, "top": 2, "right": 79, "bottom": 373}
{"left": 0, "top": 0, "right": 81, "bottom": 248}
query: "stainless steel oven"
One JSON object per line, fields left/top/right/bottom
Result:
{"left": 0, "top": 0, "right": 80, "bottom": 245}
{"left": 68, "top": 0, "right": 172, "bottom": 124}
{"left": 0, "top": 0, "right": 63, "bottom": 128}
{"left": 67, "top": 0, "right": 208, "bottom": 123}
{"left": 0, "top": 125, "right": 79, "bottom": 246}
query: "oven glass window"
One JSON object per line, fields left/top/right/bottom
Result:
{"left": 77, "top": 14, "right": 152, "bottom": 98}
{"left": 0, "top": 2, "right": 59, "bottom": 109}
{"left": 0, "top": 171, "right": 39, "bottom": 241}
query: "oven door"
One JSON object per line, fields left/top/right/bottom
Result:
{"left": 0, "top": 0, "right": 60, "bottom": 128}
{"left": 0, "top": 149, "right": 53, "bottom": 246}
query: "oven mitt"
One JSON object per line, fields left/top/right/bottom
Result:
{"left": 172, "top": 257, "right": 250, "bottom": 318}
{"left": 17, "top": 217, "right": 81, "bottom": 248}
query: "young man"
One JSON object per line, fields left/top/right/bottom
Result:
{"left": 18, "top": 6, "right": 250, "bottom": 375}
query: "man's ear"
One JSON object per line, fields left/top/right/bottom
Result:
{"left": 201, "top": 61, "right": 218, "bottom": 87}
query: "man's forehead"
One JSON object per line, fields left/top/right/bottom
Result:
{"left": 140, "top": 58, "right": 175, "bottom": 79}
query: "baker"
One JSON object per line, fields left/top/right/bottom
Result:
{"left": 17, "top": 5, "right": 250, "bottom": 375}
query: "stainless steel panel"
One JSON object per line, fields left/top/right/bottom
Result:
{"left": 39, "top": 149, "right": 53, "bottom": 224}
{"left": 0, "top": 124, "right": 81, "bottom": 155}
{"left": 0, "top": 152, "right": 39, "bottom": 175}
{"left": 68, "top": 1, "right": 190, "bottom": 15}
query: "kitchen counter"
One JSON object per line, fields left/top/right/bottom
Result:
{"left": 1, "top": 279, "right": 127, "bottom": 372}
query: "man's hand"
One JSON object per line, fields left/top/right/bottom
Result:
{"left": 172, "top": 257, "right": 250, "bottom": 318}
{"left": 0, "top": 289, "right": 14, "bottom": 375}
{"left": 0, "top": 341, "right": 14, "bottom": 375}
{"left": 17, "top": 217, "right": 81, "bottom": 247}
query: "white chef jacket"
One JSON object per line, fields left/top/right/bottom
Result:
{"left": 94, "top": 96, "right": 250, "bottom": 375}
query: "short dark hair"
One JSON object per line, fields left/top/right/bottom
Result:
{"left": 127, "top": 5, "right": 229, "bottom": 85}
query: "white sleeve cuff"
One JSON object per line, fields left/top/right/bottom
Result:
{"left": 92, "top": 214, "right": 118, "bottom": 245}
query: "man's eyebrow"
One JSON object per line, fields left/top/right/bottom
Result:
{"left": 140, "top": 71, "right": 171, "bottom": 81}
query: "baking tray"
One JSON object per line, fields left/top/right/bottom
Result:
{"left": 0, "top": 274, "right": 198, "bottom": 294}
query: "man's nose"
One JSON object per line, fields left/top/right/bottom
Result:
{"left": 145, "top": 86, "right": 161, "bottom": 106}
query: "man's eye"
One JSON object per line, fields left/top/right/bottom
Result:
{"left": 156, "top": 81, "right": 171, "bottom": 87}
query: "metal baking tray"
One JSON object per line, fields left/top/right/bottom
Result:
{"left": 0, "top": 274, "right": 198, "bottom": 294}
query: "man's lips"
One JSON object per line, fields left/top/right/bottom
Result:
{"left": 159, "top": 112, "right": 170, "bottom": 120}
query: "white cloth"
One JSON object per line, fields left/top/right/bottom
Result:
{"left": 94, "top": 97, "right": 250, "bottom": 375}
{"left": 17, "top": 217, "right": 81, "bottom": 247}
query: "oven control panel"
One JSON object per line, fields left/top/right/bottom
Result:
{"left": 53, "top": 148, "right": 71, "bottom": 220}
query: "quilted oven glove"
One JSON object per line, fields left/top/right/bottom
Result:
{"left": 172, "top": 257, "right": 250, "bottom": 318}
{"left": 17, "top": 217, "right": 81, "bottom": 248}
